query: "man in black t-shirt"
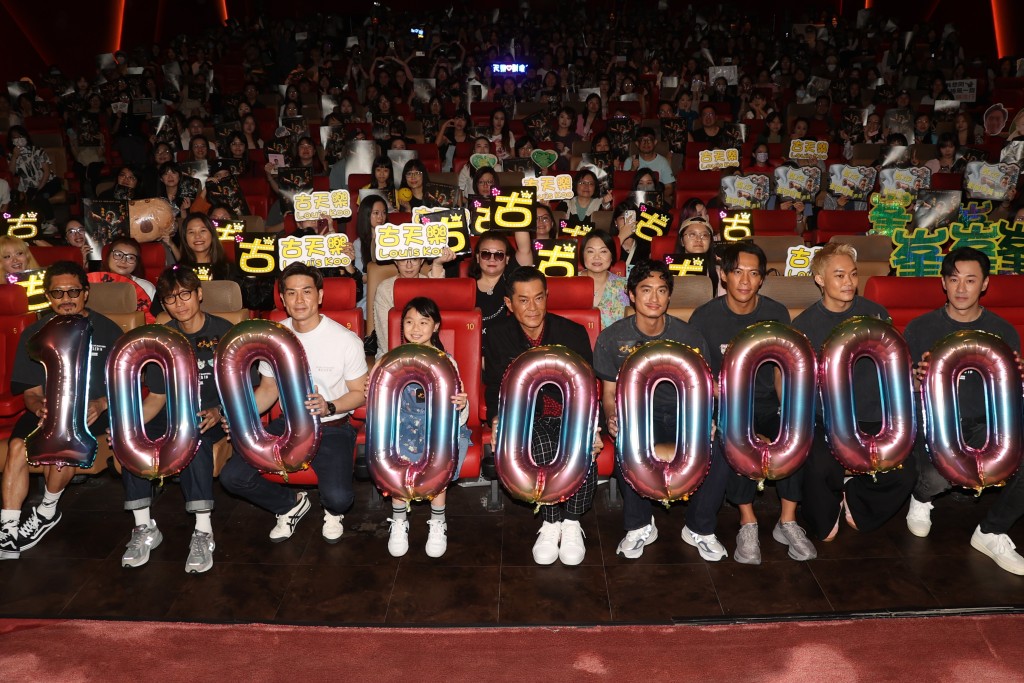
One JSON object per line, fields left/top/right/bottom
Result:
{"left": 119, "top": 267, "right": 235, "bottom": 574}
{"left": 483, "top": 267, "right": 599, "bottom": 567}
{"left": 594, "top": 260, "right": 729, "bottom": 563}
{"left": 1, "top": 262, "right": 123, "bottom": 559}
{"left": 689, "top": 243, "right": 816, "bottom": 565}
{"left": 792, "top": 243, "right": 917, "bottom": 541}
{"left": 903, "top": 248, "right": 1024, "bottom": 575}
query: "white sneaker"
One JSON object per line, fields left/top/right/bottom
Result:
{"left": 906, "top": 497, "right": 934, "bottom": 538}
{"left": 971, "top": 526, "right": 1024, "bottom": 575}
{"left": 558, "top": 519, "right": 586, "bottom": 566}
{"left": 682, "top": 526, "right": 728, "bottom": 562}
{"left": 387, "top": 518, "right": 410, "bottom": 557}
{"left": 425, "top": 519, "right": 448, "bottom": 558}
{"left": 532, "top": 520, "right": 561, "bottom": 565}
{"left": 269, "top": 491, "right": 310, "bottom": 542}
{"left": 616, "top": 519, "right": 658, "bottom": 559}
{"left": 322, "top": 513, "right": 344, "bottom": 543}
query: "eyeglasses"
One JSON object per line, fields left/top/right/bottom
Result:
{"left": 537, "top": 214, "right": 553, "bottom": 224}
{"left": 406, "top": 171, "right": 423, "bottom": 177}
{"left": 47, "top": 288, "right": 84, "bottom": 299}
{"left": 479, "top": 250, "right": 506, "bottom": 261}
{"left": 577, "top": 180, "right": 595, "bottom": 187}
{"left": 66, "top": 228, "right": 85, "bottom": 236}
{"left": 683, "top": 232, "right": 712, "bottom": 242}
{"left": 162, "top": 289, "right": 195, "bottom": 305}
{"left": 111, "top": 250, "right": 138, "bottom": 263}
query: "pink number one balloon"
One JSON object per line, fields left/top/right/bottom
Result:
{"left": 720, "top": 321, "right": 817, "bottom": 486}
{"left": 25, "top": 315, "right": 98, "bottom": 468}
{"left": 366, "top": 344, "right": 462, "bottom": 501}
{"left": 493, "top": 345, "right": 598, "bottom": 507}
{"left": 615, "top": 340, "right": 714, "bottom": 505}
{"left": 106, "top": 325, "right": 202, "bottom": 480}
{"left": 214, "top": 320, "right": 322, "bottom": 477}
{"left": 820, "top": 316, "right": 916, "bottom": 475}
{"left": 924, "top": 330, "right": 1023, "bottom": 493}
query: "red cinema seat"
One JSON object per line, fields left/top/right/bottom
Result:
{"left": 649, "top": 235, "right": 676, "bottom": 261}
{"left": 863, "top": 276, "right": 947, "bottom": 331}
{"left": 751, "top": 209, "right": 798, "bottom": 237}
{"left": 929, "top": 173, "right": 963, "bottom": 191}
{"left": 393, "top": 277, "right": 476, "bottom": 311}
{"left": 0, "top": 285, "right": 34, "bottom": 423}
{"left": 101, "top": 241, "right": 166, "bottom": 283}
{"left": 270, "top": 276, "right": 363, "bottom": 337}
{"left": 546, "top": 277, "right": 595, "bottom": 310}
{"left": 30, "top": 245, "right": 84, "bottom": 268}
{"left": 245, "top": 194, "right": 269, "bottom": 219}
{"left": 814, "top": 210, "right": 870, "bottom": 244}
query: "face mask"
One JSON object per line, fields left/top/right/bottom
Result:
{"left": 13, "top": 138, "right": 26, "bottom": 148}
{"left": 755, "top": 152, "right": 769, "bottom": 163}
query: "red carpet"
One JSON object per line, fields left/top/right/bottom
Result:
{"left": 2, "top": 615, "right": 1023, "bottom": 681}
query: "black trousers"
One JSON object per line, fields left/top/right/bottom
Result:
{"left": 725, "top": 411, "right": 804, "bottom": 506}
{"left": 801, "top": 421, "right": 917, "bottom": 540}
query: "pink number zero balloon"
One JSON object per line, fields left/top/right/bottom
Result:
{"left": 25, "top": 315, "right": 98, "bottom": 468}
{"left": 720, "top": 321, "right": 817, "bottom": 484}
{"left": 366, "top": 344, "right": 462, "bottom": 501}
{"left": 924, "top": 330, "right": 1023, "bottom": 492}
{"left": 493, "top": 345, "right": 598, "bottom": 506}
{"left": 214, "top": 319, "right": 322, "bottom": 476}
{"left": 106, "top": 324, "right": 202, "bottom": 480}
{"left": 820, "top": 316, "right": 916, "bottom": 475}
{"left": 615, "top": 340, "right": 714, "bottom": 504}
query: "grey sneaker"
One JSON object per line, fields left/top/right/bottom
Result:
{"left": 185, "top": 530, "right": 215, "bottom": 574}
{"left": 122, "top": 521, "right": 163, "bottom": 568}
{"left": 734, "top": 523, "right": 761, "bottom": 565}
{"left": 682, "top": 526, "right": 728, "bottom": 562}
{"left": 773, "top": 521, "right": 818, "bottom": 561}
{"left": 616, "top": 519, "right": 658, "bottom": 559}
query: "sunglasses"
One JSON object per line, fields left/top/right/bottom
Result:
{"left": 479, "top": 250, "right": 507, "bottom": 261}
{"left": 47, "top": 288, "right": 84, "bottom": 299}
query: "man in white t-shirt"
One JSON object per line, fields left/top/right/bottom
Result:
{"left": 219, "top": 263, "right": 368, "bottom": 543}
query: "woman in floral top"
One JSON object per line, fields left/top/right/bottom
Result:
{"left": 580, "top": 231, "right": 629, "bottom": 329}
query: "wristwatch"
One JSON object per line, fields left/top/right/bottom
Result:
{"left": 326, "top": 401, "right": 337, "bottom": 417}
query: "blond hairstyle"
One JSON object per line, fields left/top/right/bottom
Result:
{"left": 810, "top": 242, "right": 858, "bottom": 281}
{"left": 0, "top": 236, "right": 40, "bottom": 276}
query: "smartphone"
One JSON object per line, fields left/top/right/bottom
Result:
{"left": 624, "top": 210, "right": 636, "bottom": 224}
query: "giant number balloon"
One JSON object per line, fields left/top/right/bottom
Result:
{"left": 214, "top": 320, "right": 321, "bottom": 477}
{"left": 493, "top": 346, "right": 598, "bottom": 507}
{"left": 25, "top": 315, "right": 98, "bottom": 468}
{"left": 106, "top": 325, "right": 202, "bottom": 480}
{"left": 366, "top": 344, "right": 461, "bottom": 501}
{"left": 616, "top": 340, "right": 714, "bottom": 504}
{"left": 923, "top": 330, "right": 1023, "bottom": 492}
{"left": 820, "top": 316, "right": 916, "bottom": 475}
{"left": 720, "top": 322, "right": 817, "bottom": 485}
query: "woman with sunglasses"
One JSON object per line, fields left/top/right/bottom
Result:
{"left": 468, "top": 233, "right": 516, "bottom": 345}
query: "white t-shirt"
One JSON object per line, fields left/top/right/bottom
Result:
{"left": 259, "top": 314, "right": 368, "bottom": 420}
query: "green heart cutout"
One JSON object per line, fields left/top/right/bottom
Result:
{"left": 470, "top": 153, "right": 498, "bottom": 170}
{"left": 531, "top": 149, "right": 559, "bottom": 169}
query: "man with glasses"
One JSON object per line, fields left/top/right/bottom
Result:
{"left": 622, "top": 127, "right": 675, "bottom": 205}
{"left": 118, "top": 266, "right": 233, "bottom": 573}
{"left": 1, "top": 261, "right": 123, "bottom": 559}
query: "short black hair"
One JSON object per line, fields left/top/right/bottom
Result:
{"left": 719, "top": 242, "right": 767, "bottom": 277}
{"left": 156, "top": 265, "right": 202, "bottom": 301}
{"left": 941, "top": 247, "right": 991, "bottom": 279}
{"left": 626, "top": 259, "right": 674, "bottom": 297}
{"left": 580, "top": 230, "right": 618, "bottom": 268}
{"left": 505, "top": 266, "right": 546, "bottom": 298}
{"left": 278, "top": 262, "right": 324, "bottom": 293}
{"left": 636, "top": 126, "right": 656, "bottom": 139}
{"left": 43, "top": 261, "right": 88, "bottom": 291}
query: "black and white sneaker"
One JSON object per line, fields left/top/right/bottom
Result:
{"left": 18, "top": 507, "right": 61, "bottom": 551}
{"left": 0, "top": 525, "right": 19, "bottom": 560}
{"left": 269, "top": 491, "right": 310, "bottom": 542}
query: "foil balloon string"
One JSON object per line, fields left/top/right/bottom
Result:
{"left": 366, "top": 343, "right": 462, "bottom": 502}
{"left": 923, "top": 330, "right": 1023, "bottom": 494}
{"left": 214, "top": 319, "right": 322, "bottom": 478}
{"left": 493, "top": 345, "right": 598, "bottom": 509}
{"left": 25, "top": 315, "right": 98, "bottom": 469}
{"left": 615, "top": 340, "right": 714, "bottom": 507}
{"left": 106, "top": 324, "right": 202, "bottom": 481}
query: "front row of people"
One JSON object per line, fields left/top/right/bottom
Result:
{"left": 1, "top": 243, "right": 1022, "bottom": 578}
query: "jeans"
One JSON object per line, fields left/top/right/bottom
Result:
{"left": 219, "top": 417, "right": 356, "bottom": 516}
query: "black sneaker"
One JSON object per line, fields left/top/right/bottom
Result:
{"left": 18, "top": 507, "right": 62, "bottom": 551}
{"left": 0, "top": 526, "right": 19, "bottom": 560}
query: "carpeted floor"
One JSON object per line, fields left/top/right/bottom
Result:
{"left": 2, "top": 614, "right": 1024, "bottom": 681}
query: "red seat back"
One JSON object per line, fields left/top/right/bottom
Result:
{"left": 0, "top": 285, "right": 35, "bottom": 417}
{"left": 816, "top": 210, "right": 870, "bottom": 243}
{"left": 30, "top": 245, "right": 84, "bottom": 268}
{"left": 546, "top": 276, "right": 594, "bottom": 309}
{"left": 271, "top": 276, "right": 363, "bottom": 336}
{"left": 863, "top": 276, "right": 947, "bottom": 331}
{"left": 100, "top": 242, "right": 166, "bottom": 282}
{"left": 393, "top": 277, "right": 476, "bottom": 311}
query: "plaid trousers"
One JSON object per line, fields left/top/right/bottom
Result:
{"left": 532, "top": 416, "right": 598, "bottom": 523}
